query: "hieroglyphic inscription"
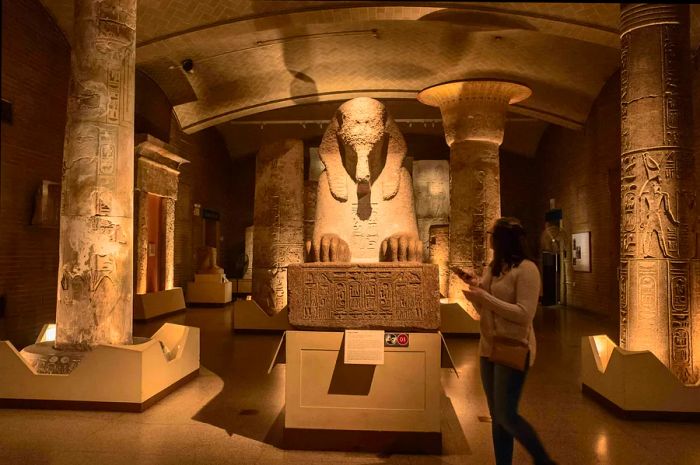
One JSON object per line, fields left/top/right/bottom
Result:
{"left": 620, "top": 33, "right": 630, "bottom": 152}
{"left": 351, "top": 200, "right": 379, "bottom": 257}
{"left": 288, "top": 263, "right": 440, "bottom": 330}
{"left": 472, "top": 170, "right": 487, "bottom": 275}
{"left": 669, "top": 261, "right": 695, "bottom": 383}
{"left": 619, "top": 260, "right": 629, "bottom": 347}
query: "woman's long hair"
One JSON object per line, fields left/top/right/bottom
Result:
{"left": 490, "top": 217, "right": 531, "bottom": 277}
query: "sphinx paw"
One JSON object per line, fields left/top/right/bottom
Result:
{"left": 380, "top": 234, "right": 423, "bottom": 262}
{"left": 307, "top": 234, "right": 351, "bottom": 262}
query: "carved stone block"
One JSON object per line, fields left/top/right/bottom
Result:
{"left": 288, "top": 263, "right": 440, "bottom": 330}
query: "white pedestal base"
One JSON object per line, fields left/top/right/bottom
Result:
{"left": 0, "top": 323, "right": 200, "bottom": 411}
{"left": 581, "top": 335, "right": 700, "bottom": 418}
{"left": 186, "top": 274, "right": 233, "bottom": 304}
{"left": 233, "top": 299, "right": 292, "bottom": 331}
{"left": 281, "top": 330, "right": 442, "bottom": 452}
{"left": 439, "top": 301, "right": 480, "bottom": 334}
{"left": 134, "top": 288, "right": 186, "bottom": 320}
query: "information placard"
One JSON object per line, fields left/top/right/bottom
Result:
{"left": 344, "top": 330, "right": 385, "bottom": 365}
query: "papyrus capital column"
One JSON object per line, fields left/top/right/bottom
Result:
{"left": 619, "top": 4, "right": 699, "bottom": 384}
{"left": 55, "top": 0, "right": 137, "bottom": 349}
{"left": 419, "top": 81, "right": 530, "bottom": 316}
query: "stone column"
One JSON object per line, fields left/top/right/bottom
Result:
{"left": 304, "top": 180, "right": 318, "bottom": 245}
{"left": 429, "top": 224, "right": 450, "bottom": 298}
{"left": 252, "top": 139, "right": 304, "bottom": 315}
{"left": 55, "top": 0, "right": 136, "bottom": 349}
{"left": 243, "top": 226, "right": 254, "bottom": 279}
{"left": 413, "top": 160, "right": 450, "bottom": 260}
{"left": 418, "top": 81, "right": 531, "bottom": 316}
{"left": 620, "top": 4, "right": 699, "bottom": 384}
{"left": 162, "top": 197, "right": 176, "bottom": 290}
{"left": 135, "top": 190, "right": 148, "bottom": 295}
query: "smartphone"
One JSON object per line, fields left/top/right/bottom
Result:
{"left": 450, "top": 266, "right": 474, "bottom": 282}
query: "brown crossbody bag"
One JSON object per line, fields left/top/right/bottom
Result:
{"left": 485, "top": 276, "right": 530, "bottom": 371}
{"left": 489, "top": 335, "right": 529, "bottom": 371}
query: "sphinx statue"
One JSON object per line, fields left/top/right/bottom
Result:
{"left": 306, "top": 97, "right": 422, "bottom": 263}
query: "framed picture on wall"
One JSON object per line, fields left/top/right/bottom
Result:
{"left": 571, "top": 231, "right": 591, "bottom": 272}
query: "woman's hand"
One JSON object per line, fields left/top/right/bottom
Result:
{"left": 462, "top": 285, "right": 488, "bottom": 305}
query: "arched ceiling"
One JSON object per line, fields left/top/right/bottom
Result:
{"left": 39, "top": 2, "right": 700, "bottom": 158}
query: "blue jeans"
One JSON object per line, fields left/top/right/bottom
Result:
{"left": 480, "top": 356, "right": 553, "bottom": 465}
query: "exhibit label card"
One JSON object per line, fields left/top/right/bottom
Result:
{"left": 344, "top": 330, "right": 385, "bottom": 365}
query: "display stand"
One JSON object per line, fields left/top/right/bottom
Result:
{"left": 0, "top": 323, "right": 200, "bottom": 412}
{"left": 134, "top": 288, "right": 186, "bottom": 320}
{"left": 233, "top": 299, "right": 292, "bottom": 331}
{"left": 581, "top": 335, "right": 700, "bottom": 419}
{"left": 234, "top": 278, "right": 252, "bottom": 295}
{"left": 186, "top": 274, "right": 233, "bottom": 305}
{"left": 439, "top": 301, "right": 480, "bottom": 334}
{"left": 277, "top": 330, "right": 442, "bottom": 453}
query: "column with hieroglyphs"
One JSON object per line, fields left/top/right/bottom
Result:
{"left": 252, "top": 139, "right": 304, "bottom": 315}
{"left": 619, "top": 4, "right": 699, "bottom": 384}
{"left": 55, "top": 0, "right": 137, "bottom": 349}
{"left": 418, "top": 81, "right": 531, "bottom": 316}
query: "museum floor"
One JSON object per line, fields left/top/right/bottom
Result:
{"left": 1, "top": 304, "right": 698, "bottom": 465}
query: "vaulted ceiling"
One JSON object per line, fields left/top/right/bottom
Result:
{"left": 39, "top": 2, "right": 700, "bottom": 158}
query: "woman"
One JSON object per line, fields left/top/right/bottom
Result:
{"left": 457, "top": 217, "right": 556, "bottom": 465}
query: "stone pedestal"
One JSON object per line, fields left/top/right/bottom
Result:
{"left": 55, "top": 0, "right": 138, "bottom": 349}
{"left": 186, "top": 273, "right": 233, "bottom": 304}
{"left": 287, "top": 263, "right": 440, "bottom": 330}
{"left": 283, "top": 330, "right": 441, "bottom": 453}
{"left": 619, "top": 4, "right": 699, "bottom": 384}
{"left": 418, "top": 81, "right": 531, "bottom": 316}
{"left": 252, "top": 139, "right": 305, "bottom": 315}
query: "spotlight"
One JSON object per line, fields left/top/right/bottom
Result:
{"left": 181, "top": 59, "right": 194, "bottom": 73}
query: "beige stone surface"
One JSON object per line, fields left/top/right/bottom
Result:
{"left": 287, "top": 263, "right": 440, "bottom": 330}
{"left": 309, "top": 98, "right": 421, "bottom": 263}
{"left": 418, "top": 80, "right": 530, "bottom": 316}
{"left": 195, "top": 246, "right": 225, "bottom": 275}
{"left": 252, "top": 139, "right": 304, "bottom": 315}
{"left": 619, "top": 4, "right": 699, "bottom": 384}
{"left": 413, "top": 160, "right": 450, "bottom": 260}
{"left": 55, "top": 0, "right": 137, "bottom": 349}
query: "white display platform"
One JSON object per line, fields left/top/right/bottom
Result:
{"left": 0, "top": 323, "right": 200, "bottom": 411}
{"left": 235, "top": 279, "right": 252, "bottom": 294}
{"left": 134, "top": 288, "right": 186, "bottom": 320}
{"left": 281, "top": 330, "right": 442, "bottom": 453}
{"left": 581, "top": 335, "right": 700, "bottom": 418}
{"left": 186, "top": 274, "right": 233, "bottom": 304}
{"left": 439, "top": 301, "right": 480, "bottom": 334}
{"left": 233, "top": 299, "right": 292, "bottom": 331}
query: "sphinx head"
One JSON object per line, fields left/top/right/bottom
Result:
{"left": 336, "top": 97, "right": 387, "bottom": 184}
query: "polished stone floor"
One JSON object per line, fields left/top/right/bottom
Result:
{"left": 1, "top": 303, "right": 699, "bottom": 465}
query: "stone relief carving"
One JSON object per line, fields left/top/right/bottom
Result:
{"left": 308, "top": 97, "right": 421, "bottom": 263}
{"left": 288, "top": 263, "right": 439, "bottom": 330}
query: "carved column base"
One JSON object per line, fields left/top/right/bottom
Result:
{"left": 621, "top": 258, "right": 700, "bottom": 384}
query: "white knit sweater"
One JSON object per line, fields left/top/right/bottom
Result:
{"left": 474, "top": 259, "right": 541, "bottom": 367}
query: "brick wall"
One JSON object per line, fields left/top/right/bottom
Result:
{"left": 0, "top": 0, "right": 70, "bottom": 347}
{"left": 500, "top": 150, "right": 541, "bottom": 258}
{"left": 533, "top": 72, "right": 622, "bottom": 316}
